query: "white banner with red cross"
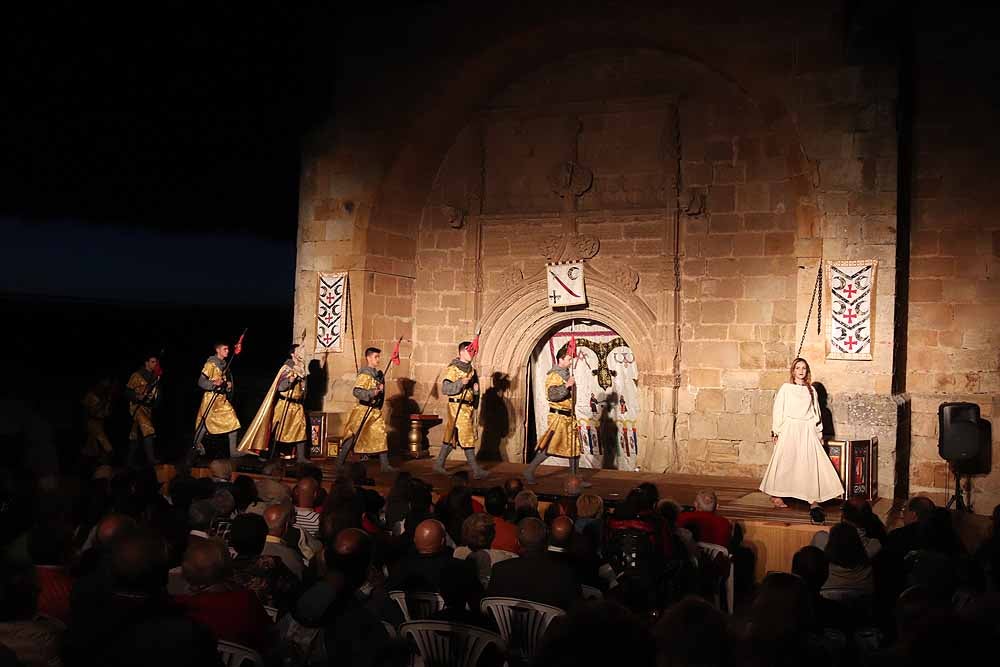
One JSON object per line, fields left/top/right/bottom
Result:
{"left": 315, "top": 272, "right": 347, "bottom": 352}
{"left": 826, "top": 259, "right": 878, "bottom": 361}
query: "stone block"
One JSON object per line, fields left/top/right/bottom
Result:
{"left": 733, "top": 232, "right": 764, "bottom": 256}
{"left": 737, "top": 300, "right": 772, "bottom": 324}
{"left": 702, "top": 234, "right": 734, "bottom": 258}
{"left": 724, "top": 389, "right": 752, "bottom": 413}
{"left": 714, "top": 162, "right": 746, "bottom": 184}
{"left": 740, "top": 342, "right": 765, "bottom": 369}
{"left": 686, "top": 342, "right": 740, "bottom": 368}
{"left": 953, "top": 304, "right": 1000, "bottom": 329}
{"left": 764, "top": 232, "right": 795, "bottom": 255}
{"left": 939, "top": 231, "right": 980, "bottom": 257}
{"left": 701, "top": 278, "right": 744, "bottom": 299}
{"left": 701, "top": 300, "right": 736, "bottom": 324}
{"left": 683, "top": 259, "right": 707, "bottom": 277}
{"left": 722, "top": 370, "right": 760, "bottom": 389}
{"left": 717, "top": 413, "right": 756, "bottom": 439}
{"left": 696, "top": 388, "right": 725, "bottom": 412}
{"left": 709, "top": 214, "right": 742, "bottom": 234}
{"left": 737, "top": 183, "right": 770, "bottom": 212}
{"left": 690, "top": 414, "right": 719, "bottom": 439}
{"left": 708, "top": 258, "right": 741, "bottom": 277}
{"left": 818, "top": 158, "right": 863, "bottom": 190}
{"left": 707, "top": 440, "right": 739, "bottom": 463}
{"left": 728, "top": 324, "right": 754, "bottom": 340}
{"left": 908, "top": 279, "right": 942, "bottom": 302}
{"left": 706, "top": 140, "right": 734, "bottom": 161}
{"left": 683, "top": 161, "right": 713, "bottom": 187}
{"left": 910, "top": 257, "right": 955, "bottom": 278}
{"left": 687, "top": 369, "right": 722, "bottom": 388}
{"left": 431, "top": 270, "right": 455, "bottom": 291}
{"left": 708, "top": 185, "right": 736, "bottom": 213}
{"left": 741, "top": 439, "right": 773, "bottom": 465}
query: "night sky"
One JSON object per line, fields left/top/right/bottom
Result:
{"left": 0, "top": 1, "right": 440, "bottom": 305}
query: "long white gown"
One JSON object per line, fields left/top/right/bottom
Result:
{"left": 759, "top": 382, "right": 844, "bottom": 503}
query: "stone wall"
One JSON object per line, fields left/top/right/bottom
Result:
{"left": 905, "top": 9, "right": 1000, "bottom": 512}
{"left": 293, "top": 2, "right": 919, "bottom": 500}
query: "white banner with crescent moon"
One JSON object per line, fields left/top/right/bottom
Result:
{"left": 826, "top": 259, "right": 877, "bottom": 361}
{"left": 546, "top": 261, "right": 587, "bottom": 308}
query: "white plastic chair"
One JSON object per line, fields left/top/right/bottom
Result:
{"left": 697, "top": 542, "right": 734, "bottom": 614}
{"left": 263, "top": 605, "right": 278, "bottom": 621}
{"left": 580, "top": 584, "right": 603, "bottom": 600}
{"left": 388, "top": 590, "right": 446, "bottom": 622}
{"left": 382, "top": 620, "right": 397, "bottom": 638}
{"left": 480, "top": 597, "right": 564, "bottom": 663}
{"left": 400, "top": 620, "right": 506, "bottom": 667}
{"left": 217, "top": 640, "right": 264, "bottom": 667}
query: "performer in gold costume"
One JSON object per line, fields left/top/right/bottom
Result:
{"left": 274, "top": 344, "right": 308, "bottom": 462}
{"left": 435, "top": 341, "right": 488, "bottom": 479}
{"left": 195, "top": 342, "right": 242, "bottom": 457}
{"left": 125, "top": 355, "right": 161, "bottom": 467}
{"left": 524, "top": 346, "right": 589, "bottom": 486}
{"left": 336, "top": 347, "right": 396, "bottom": 472}
{"left": 81, "top": 378, "right": 114, "bottom": 462}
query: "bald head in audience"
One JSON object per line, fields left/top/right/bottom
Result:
{"left": 293, "top": 477, "right": 319, "bottom": 509}
{"left": 414, "top": 519, "right": 447, "bottom": 555}
{"left": 97, "top": 513, "right": 136, "bottom": 547}
{"left": 181, "top": 538, "right": 230, "bottom": 588}
{"left": 518, "top": 517, "right": 548, "bottom": 553}
{"left": 263, "top": 504, "right": 291, "bottom": 538}
{"left": 549, "top": 515, "right": 574, "bottom": 549}
{"left": 329, "top": 528, "right": 372, "bottom": 588}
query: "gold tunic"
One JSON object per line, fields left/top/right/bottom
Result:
{"left": 341, "top": 370, "right": 387, "bottom": 454}
{"left": 126, "top": 371, "right": 157, "bottom": 439}
{"left": 195, "top": 359, "right": 241, "bottom": 435}
{"left": 275, "top": 365, "right": 307, "bottom": 444}
{"left": 81, "top": 390, "right": 113, "bottom": 456}
{"left": 536, "top": 368, "right": 580, "bottom": 458}
{"left": 442, "top": 361, "right": 477, "bottom": 449}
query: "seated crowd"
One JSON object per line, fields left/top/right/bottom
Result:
{"left": 0, "top": 459, "right": 998, "bottom": 667}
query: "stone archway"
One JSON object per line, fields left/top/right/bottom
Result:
{"left": 474, "top": 264, "right": 671, "bottom": 468}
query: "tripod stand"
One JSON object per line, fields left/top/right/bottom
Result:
{"left": 945, "top": 463, "right": 970, "bottom": 512}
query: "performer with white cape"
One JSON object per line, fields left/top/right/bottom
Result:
{"left": 759, "top": 357, "right": 843, "bottom": 523}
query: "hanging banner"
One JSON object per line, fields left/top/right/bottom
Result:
{"left": 826, "top": 260, "right": 877, "bottom": 361}
{"left": 315, "top": 272, "right": 346, "bottom": 352}
{"left": 546, "top": 261, "right": 587, "bottom": 308}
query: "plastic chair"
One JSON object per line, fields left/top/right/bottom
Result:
{"left": 480, "top": 597, "right": 564, "bottom": 663}
{"left": 217, "top": 640, "right": 264, "bottom": 667}
{"left": 263, "top": 605, "right": 278, "bottom": 621}
{"left": 389, "top": 590, "right": 446, "bottom": 622}
{"left": 580, "top": 584, "right": 603, "bottom": 600}
{"left": 382, "top": 620, "right": 397, "bottom": 638}
{"left": 697, "top": 542, "right": 734, "bottom": 614}
{"left": 400, "top": 620, "right": 506, "bottom": 667}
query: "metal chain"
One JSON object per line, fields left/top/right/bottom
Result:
{"left": 796, "top": 262, "right": 824, "bottom": 359}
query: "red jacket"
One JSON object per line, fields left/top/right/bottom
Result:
{"left": 173, "top": 588, "right": 274, "bottom": 652}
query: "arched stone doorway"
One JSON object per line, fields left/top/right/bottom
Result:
{"left": 474, "top": 265, "right": 671, "bottom": 471}
{"left": 527, "top": 320, "right": 641, "bottom": 471}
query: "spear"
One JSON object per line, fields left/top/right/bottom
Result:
{"left": 443, "top": 326, "right": 480, "bottom": 446}
{"left": 192, "top": 329, "right": 246, "bottom": 451}
{"left": 346, "top": 337, "right": 401, "bottom": 459}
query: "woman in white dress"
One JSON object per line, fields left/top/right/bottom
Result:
{"left": 759, "top": 358, "right": 843, "bottom": 523}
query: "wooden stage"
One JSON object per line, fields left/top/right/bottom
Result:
{"left": 206, "top": 456, "right": 899, "bottom": 581}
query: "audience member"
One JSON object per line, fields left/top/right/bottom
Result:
{"left": 229, "top": 513, "right": 300, "bottom": 614}
{"left": 534, "top": 600, "right": 656, "bottom": 667}
{"left": 575, "top": 493, "right": 604, "bottom": 539}
{"left": 676, "top": 489, "right": 732, "bottom": 548}
{"left": 292, "top": 477, "right": 322, "bottom": 537}
{"left": 484, "top": 486, "right": 520, "bottom": 553}
{"left": 453, "top": 513, "right": 515, "bottom": 586}
{"left": 65, "top": 527, "right": 219, "bottom": 667}
{"left": 974, "top": 503, "right": 1000, "bottom": 592}
{"left": 262, "top": 504, "right": 305, "bottom": 579}
{"left": 173, "top": 538, "right": 273, "bottom": 652}
{"left": 513, "top": 489, "right": 540, "bottom": 522}
{"left": 487, "top": 517, "right": 581, "bottom": 610}
{"left": 186, "top": 500, "right": 217, "bottom": 541}
{"left": 229, "top": 475, "right": 260, "bottom": 514}
{"left": 503, "top": 477, "right": 524, "bottom": 518}
{"left": 27, "top": 523, "right": 73, "bottom": 625}
{"left": 791, "top": 545, "right": 850, "bottom": 632}
{"left": 385, "top": 519, "right": 481, "bottom": 602}
{"left": 436, "top": 484, "right": 474, "bottom": 546}
{"left": 0, "top": 561, "right": 63, "bottom": 667}
{"left": 207, "top": 459, "right": 233, "bottom": 491}
{"left": 822, "top": 522, "right": 874, "bottom": 602}
{"left": 885, "top": 496, "right": 935, "bottom": 559}
{"left": 653, "top": 595, "right": 730, "bottom": 667}
{"left": 741, "top": 572, "right": 830, "bottom": 667}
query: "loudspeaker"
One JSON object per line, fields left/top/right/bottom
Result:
{"left": 938, "top": 402, "right": 983, "bottom": 463}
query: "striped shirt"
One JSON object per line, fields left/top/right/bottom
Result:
{"left": 293, "top": 506, "right": 321, "bottom": 537}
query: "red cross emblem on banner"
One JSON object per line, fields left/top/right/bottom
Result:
{"left": 845, "top": 336, "right": 858, "bottom": 350}
{"left": 844, "top": 283, "right": 857, "bottom": 298}
{"left": 844, "top": 308, "right": 857, "bottom": 324}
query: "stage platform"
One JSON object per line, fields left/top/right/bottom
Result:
{"left": 194, "top": 456, "right": 899, "bottom": 581}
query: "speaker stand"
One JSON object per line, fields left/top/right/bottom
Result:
{"left": 944, "top": 465, "right": 970, "bottom": 512}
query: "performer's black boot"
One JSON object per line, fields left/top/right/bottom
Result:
{"left": 433, "top": 444, "right": 452, "bottom": 474}
{"left": 228, "top": 431, "right": 245, "bottom": 458}
{"left": 379, "top": 452, "right": 397, "bottom": 473}
{"left": 570, "top": 456, "right": 592, "bottom": 487}
{"left": 296, "top": 443, "right": 308, "bottom": 463}
{"left": 464, "top": 448, "right": 488, "bottom": 479}
{"left": 524, "top": 451, "right": 548, "bottom": 484}
{"left": 336, "top": 436, "right": 354, "bottom": 469}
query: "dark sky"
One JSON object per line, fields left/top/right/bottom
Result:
{"left": 0, "top": 1, "right": 440, "bottom": 304}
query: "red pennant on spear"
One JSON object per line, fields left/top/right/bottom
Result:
{"left": 466, "top": 324, "right": 482, "bottom": 358}
{"left": 233, "top": 331, "right": 245, "bottom": 356}
{"left": 390, "top": 338, "right": 401, "bottom": 366}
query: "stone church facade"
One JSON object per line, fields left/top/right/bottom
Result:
{"left": 293, "top": 3, "right": 999, "bottom": 512}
